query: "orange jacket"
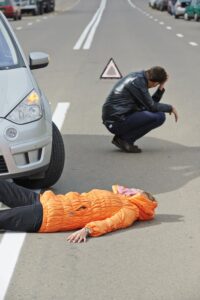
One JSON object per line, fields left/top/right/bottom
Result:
{"left": 39, "top": 185, "right": 157, "bottom": 237}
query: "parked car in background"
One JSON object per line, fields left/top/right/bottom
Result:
{"left": 0, "top": 11, "right": 65, "bottom": 189}
{"left": 172, "top": 0, "right": 191, "bottom": 18}
{"left": 16, "top": 0, "right": 43, "bottom": 15}
{"left": 16, "top": 0, "right": 54, "bottom": 15}
{"left": 167, "top": 0, "right": 176, "bottom": 14}
{"left": 184, "top": 0, "right": 200, "bottom": 20}
{"left": 155, "top": 0, "right": 168, "bottom": 11}
{"left": 43, "top": 0, "right": 54, "bottom": 13}
{"left": 149, "top": 0, "right": 157, "bottom": 8}
{"left": 0, "top": 0, "right": 22, "bottom": 20}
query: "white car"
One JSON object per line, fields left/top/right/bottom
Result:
{"left": 0, "top": 11, "right": 65, "bottom": 188}
{"left": 172, "top": 0, "right": 191, "bottom": 18}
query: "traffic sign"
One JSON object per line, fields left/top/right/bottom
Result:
{"left": 100, "top": 58, "right": 122, "bottom": 79}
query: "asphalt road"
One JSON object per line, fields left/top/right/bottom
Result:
{"left": 1, "top": 0, "right": 200, "bottom": 299}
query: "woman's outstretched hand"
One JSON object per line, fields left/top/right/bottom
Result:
{"left": 67, "top": 228, "right": 90, "bottom": 243}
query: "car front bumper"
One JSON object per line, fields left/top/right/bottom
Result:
{"left": 0, "top": 117, "right": 52, "bottom": 179}
{"left": 176, "top": 7, "right": 186, "bottom": 15}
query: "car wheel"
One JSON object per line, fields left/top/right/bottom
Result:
{"left": 44, "top": 3, "right": 51, "bottom": 13}
{"left": 174, "top": 13, "right": 179, "bottom": 18}
{"left": 13, "top": 13, "right": 18, "bottom": 21}
{"left": 32, "top": 9, "right": 37, "bottom": 15}
{"left": 13, "top": 122, "right": 65, "bottom": 189}
{"left": 194, "top": 13, "right": 199, "bottom": 21}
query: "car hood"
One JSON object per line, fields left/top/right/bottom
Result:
{"left": 0, "top": 68, "right": 34, "bottom": 117}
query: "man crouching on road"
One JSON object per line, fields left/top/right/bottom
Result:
{"left": 102, "top": 66, "right": 178, "bottom": 153}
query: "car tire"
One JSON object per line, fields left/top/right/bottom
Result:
{"left": 13, "top": 122, "right": 65, "bottom": 189}
{"left": 33, "top": 9, "right": 38, "bottom": 15}
{"left": 13, "top": 13, "right": 18, "bottom": 21}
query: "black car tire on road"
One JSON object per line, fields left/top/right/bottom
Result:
{"left": 13, "top": 12, "right": 20, "bottom": 21}
{"left": 13, "top": 122, "right": 65, "bottom": 189}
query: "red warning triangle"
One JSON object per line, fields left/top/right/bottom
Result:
{"left": 100, "top": 58, "right": 122, "bottom": 79}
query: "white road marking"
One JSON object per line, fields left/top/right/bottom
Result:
{"left": 0, "top": 102, "right": 69, "bottom": 300}
{"left": 83, "top": 0, "right": 107, "bottom": 49}
{"left": 0, "top": 233, "right": 26, "bottom": 300}
{"left": 128, "top": 0, "right": 197, "bottom": 50}
{"left": 189, "top": 41, "right": 198, "bottom": 46}
{"left": 16, "top": 26, "right": 22, "bottom": 30}
{"left": 176, "top": 33, "right": 184, "bottom": 38}
{"left": 73, "top": 0, "right": 107, "bottom": 50}
{"left": 36, "top": 19, "right": 41, "bottom": 22}
{"left": 127, "top": 0, "right": 135, "bottom": 8}
{"left": 52, "top": 102, "right": 70, "bottom": 129}
{"left": 27, "top": 22, "right": 33, "bottom": 26}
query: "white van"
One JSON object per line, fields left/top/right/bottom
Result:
{"left": 16, "top": 0, "right": 43, "bottom": 15}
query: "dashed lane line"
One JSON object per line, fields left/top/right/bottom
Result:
{"left": 127, "top": 0, "right": 199, "bottom": 47}
{"left": 52, "top": 102, "right": 70, "bottom": 129}
{"left": 189, "top": 41, "right": 198, "bottom": 46}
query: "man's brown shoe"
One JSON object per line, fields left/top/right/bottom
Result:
{"left": 112, "top": 136, "right": 123, "bottom": 149}
{"left": 112, "top": 136, "right": 142, "bottom": 153}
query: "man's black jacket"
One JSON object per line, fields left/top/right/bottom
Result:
{"left": 102, "top": 70, "right": 172, "bottom": 123}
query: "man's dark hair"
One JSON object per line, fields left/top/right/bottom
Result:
{"left": 146, "top": 66, "right": 167, "bottom": 83}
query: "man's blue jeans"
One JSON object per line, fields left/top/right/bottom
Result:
{"left": 105, "top": 111, "right": 166, "bottom": 144}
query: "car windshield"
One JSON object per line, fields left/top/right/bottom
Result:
{"left": 0, "top": 17, "right": 20, "bottom": 69}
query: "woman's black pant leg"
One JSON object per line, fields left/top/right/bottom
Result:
{"left": 0, "top": 202, "right": 43, "bottom": 232}
{"left": 0, "top": 180, "right": 39, "bottom": 208}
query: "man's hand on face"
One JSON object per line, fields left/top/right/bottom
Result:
{"left": 170, "top": 106, "right": 178, "bottom": 122}
{"left": 159, "top": 74, "right": 169, "bottom": 90}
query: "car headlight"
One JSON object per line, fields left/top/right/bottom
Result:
{"left": 6, "top": 90, "right": 43, "bottom": 124}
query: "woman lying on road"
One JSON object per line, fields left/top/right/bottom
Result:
{"left": 0, "top": 180, "right": 157, "bottom": 243}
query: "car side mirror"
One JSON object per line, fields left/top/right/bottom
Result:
{"left": 29, "top": 52, "right": 49, "bottom": 70}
